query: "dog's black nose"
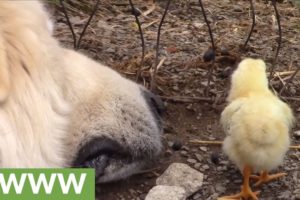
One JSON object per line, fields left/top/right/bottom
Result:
{"left": 142, "top": 90, "right": 165, "bottom": 118}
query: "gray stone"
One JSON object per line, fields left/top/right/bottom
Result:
{"left": 145, "top": 185, "right": 186, "bottom": 200}
{"left": 294, "top": 130, "right": 300, "bottom": 139}
{"left": 156, "top": 163, "right": 204, "bottom": 196}
{"left": 215, "top": 183, "right": 226, "bottom": 193}
{"left": 199, "top": 147, "right": 208, "bottom": 152}
{"left": 187, "top": 159, "right": 197, "bottom": 164}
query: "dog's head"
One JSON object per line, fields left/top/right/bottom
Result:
{"left": 0, "top": 0, "right": 163, "bottom": 182}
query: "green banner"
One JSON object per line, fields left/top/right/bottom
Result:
{"left": 0, "top": 169, "right": 95, "bottom": 200}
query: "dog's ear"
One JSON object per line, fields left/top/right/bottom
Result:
{"left": 0, "top": 34, "right": 11, "bottom": 103}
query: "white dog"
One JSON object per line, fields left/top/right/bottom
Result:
{"left": 0, "top": 1, "right": 163, "bottom": 183}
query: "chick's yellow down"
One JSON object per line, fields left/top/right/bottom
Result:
{"left": 219, "top": 58, "right": 294, "bottom": 200}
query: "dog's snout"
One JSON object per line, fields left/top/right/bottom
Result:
{"left": 143, "top": 90, "right": 165, "bottom": 117}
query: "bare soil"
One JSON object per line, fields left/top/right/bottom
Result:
{"left": 49, "top": 0, "right": 300, "bottom": 199}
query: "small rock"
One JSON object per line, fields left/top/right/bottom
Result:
{"left": 182, "top": 146, "right": 190, "bottom": 151}
{"left": 233, "top": 179, "right": 242, "bottom": 184}
{"left": 145, "top": 185, "right": 186, "bottom": 200}
{"left": 294, "top": 189, "right": 300, "bottom": 199}
{"left": 294, "top": 130, "right": 300, "bottom": 139}
{"left": 192, "top": 192, "right": 202, "bottom": 200}
{"left": 193, "top": 22, "right": 204, "bottom": 29}
{"left": 194, "top": 163, "right": 201, "bottom": 169}
{"left": 220, "top": 46, "right": 229, "bottom": 55}
{"left": 232, "top": 5, "right": 243, "bottom": 12}
{"left": 187, "top": 159, "right": 197, "bottom": 164}
{"left": 156, "top": 163, "right": 204, "bottom": 196}
{"left": 215, "top": 184, "right": 226, "bottom": 193}
{"left": 199, "top": 147, "right": 208, "bottom": 152}
{"left": 202, "top": 164, "right": 210, "bottom": 170}
{"left": 165, "top": 150, "right": 173, "bottom": 157}
{"left": 129, "top": 189, "right": 137, "bottom": 195}
{"left": 278, "top": 191, "right": 292, "bottom": 199}
{"left": 217, "top": 166, "right": 223, "bottom": 171}
{"left": 180, "top": 150, "right": 188, "bottom": 157}
{"left": 186, "top": 104, "right": 193, "bottom": 110}
{"left": 173, "top": 86, "right": 179, "bottom": 91}
{"left": 289, "top": 87, "right": 297, "bottom": 95}
{"left": 194, "top": 153, "right": 202, "bottom": 162}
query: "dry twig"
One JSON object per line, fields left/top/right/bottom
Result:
{"left": 269, "top": 0, "right": 282, "bottom": 80}
{"left": 77, "top": 0, "right": 100, "bottom": 48}
{"left": 198, "top": 0, "right": 215, "bottom": 49}
{"left": 150, "top": 0, "right": 172, "bottom": 91}
{"left": 59, "top": 0, "right": 100, "bottom": 49}
{"left": 244, "top": 0, "right": 255, "bottom": 48}
{"left": 128, "top": 0, "right": 145, "bottom": 81}
{"left": 59, "top": 0, "right": 77, "bottom": 48}
{"left": 190, "top": 139, "right": 300, "bottom": 150}
{"left": 160, "top": 96, "right": 212, "bottom": 103}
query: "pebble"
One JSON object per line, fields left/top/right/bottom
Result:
{"left": 187, "top": 159, "right": 197, "bottom": 164}
{"left": 180, "top": 150, "right": 188, "bottom": 157}
{"left": 156, "top": 163, "right": 204, "bottom": 196}
{"left": 199, "top": 147, "right": 208, "bottom": 152}
{"left": 294, "top": 130, "right": 300, "bottom": 139}
{"left": 192, "top": 192, "right": 202, "bottom": 200}
{"left": 194, "top": 153, "right": 203, "bottom": 162}
{"left": 278, "top": 191, "right": 292, "bottom": 199}
{"left": 173, "top": 86, "right": 179, "bottom": 91}
{"left": 165, "top": 150, "right": 173, "bottom": 157}
{"left": 232, "top": 5, "right": 243, "bottom": 12}
{"left": 194, "top": 163, "right": 201, "bottom": 169}
{"left": 182, "top": 146, "right": 190, "bottom": 151}
{"left": 233, "top": 179, "right": 242, "bottom": 184}
{"left": 186, "top": 104, "right": 193, "bottom": 110}
{"left": 202, "top": 164, "right": 210, "bottom": 170}
{"left": 215, "top": 184, "right": 226, "bottom": 193}
{"left": 145, "top": 185, "right": 186, "bottom": 200}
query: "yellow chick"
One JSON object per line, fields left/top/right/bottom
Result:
{"left": 219, "top": 58, "right": 294, "bottom": 200}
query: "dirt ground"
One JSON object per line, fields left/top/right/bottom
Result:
{"left": 48, "top": 0, "right": 300, "bottom": 199}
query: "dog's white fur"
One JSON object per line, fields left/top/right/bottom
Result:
{"left": 0, "top": 1, "right": 162, "bottom": 182}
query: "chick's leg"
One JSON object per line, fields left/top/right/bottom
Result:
{"left": 218, "top": 165, "right": 260, "bottom": 200}
{"left": 250, "top": 171, "right": 287, "bottom": 187}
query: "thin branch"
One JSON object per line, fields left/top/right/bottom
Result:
{"left": 59, "top": 0, "right": 77, "bottom": 49}
{"left": 198, "top": 0, "right": 216, "bottom": 96}
{"left": 76, "top": 0, "right": 100, "bottom": 49}
{"left": 128, "top": 0, "right": 145, "bottom": 81}
{"left": 198, "top": 0, "right": 215, "bottom": 49}
{"left": 282, "top": 96, "right": 300, "bottom": 101}
{"left": 290, "top": 145, "right": 300, "bottom": 150}
{"left": 190, "top": 139, "right": 300, "bottom": 150}
{"left": 160, "top": 96, "right": 212, "bottom": 103}
{"left": 269, "top": 0, "right": 282, "bottom": 80}
{"left": 244, "top": 0, "right": 255, "bottom": 48}
{"left": 150, "top": 0, "right": 171, "bottom": 91}
{"left": 190, "top": 140, "right": 223, "bottom": 145}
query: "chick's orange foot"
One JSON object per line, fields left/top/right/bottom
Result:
{"left": 219, "top": 166, "right": 260, "bottom": 200}
{"left": 250, "top": 171, "right": 287, "bottom": 187}
{"left": 218, "top": 182, "right": 260, "bottom": 200}
{"left": 218, "top": 189, "right": 260, "bottom": 200}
